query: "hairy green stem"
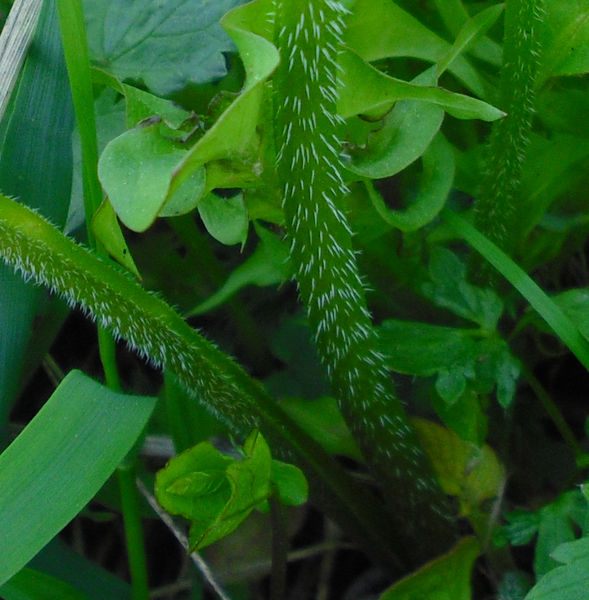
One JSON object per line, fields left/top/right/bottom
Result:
{"left": 474, "top": 0, "right": 546, "bottom": 259}
{"left": 273, "top": 0, "right": 454, "bottom": 560}
{"left": 0, "top": 193, "right": 403, "bottom": 567}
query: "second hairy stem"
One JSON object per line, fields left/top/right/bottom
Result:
{"left": 273, "top": 0, "right": 454, "bottom": 561}
{"left": 474, "top": 0, "right": 546, "bottom": 260}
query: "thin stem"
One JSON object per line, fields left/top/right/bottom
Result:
{"left": 56, "top": 5, "right": 147, "bottom": 595}
{"left": 118, "top": 464, "right": 150, "bottom": 600}
{"left": 136, "top": 478, "right": 233, "bottom": 600}
{"left": 442, "top": 207, "right": 589, "bottom": 373}
{"left": 520, "top": 362, "right": 583, "bottom": 458}
{"left": 473, "top": 0, "right": 546, "bottom": 262}
{"left": 98, "top": 327, "right": 121, "bottom": 391}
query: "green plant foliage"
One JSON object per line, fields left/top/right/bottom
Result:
{"left": 0, "top": 192, "right": 397, "bottom": 567}
{"left": 0, "top": 370, "right": 156, "bottom": 586}
{"left": 497, "top": 491, "right": 589, "bottom": 579}
{"left": 538, "top": 0, "right": 589, "bottom": 85}
{"left": 378, "top": 537, "right": 480, "bottom": 600}
{"left": 379, "top": 319, "right": 519, "bottom": 409}
{"left": 279, "top": 396, "right": 362, "bottom": 460}
{"left": 99, "top": 117, "right": 206, "bottom": 231}
{"left": 197, "top": 191, "right": 248, "bottom": 246}
{"left": 156, "top": 430, "right": 307, "bottom": 550}
{"left": 0, "top": 568, "right": 88, "bottom": 600}
{"left": 0, "top": 0, "right": 73, "bottom": 445}
{"left": 338, "top": 49, "right": 504, "bottom": 121}
{"left": 345, "top": 0, "right": 486, "bottom": 95}
{"left": 413, "top": 419, "right": 504, "bottom": 517}
{"left": 188, "top": 222, "right": 290, "bottom": 315}
{"left": 4, "top": 0, "right": 589, "bottom": 595}
{"left": 365, "top": 134, "right": 455, "bottom": 232}
{"left": 83, "top": 0, "right": 247, "bottom": 95}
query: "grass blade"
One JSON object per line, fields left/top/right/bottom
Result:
{"left": 0, "top": 370, "right": 156, "bottom": 586}
{"left": 442, "top": 208, "right": 589, "bottom": 371}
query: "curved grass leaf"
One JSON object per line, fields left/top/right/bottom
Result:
{"left": 0, "top": 568, "right": 88, "bottom": 600}
{"left": 0, "top": 370, "right": 156, "bottom": 586}
{"left": 30, "top": 538, "right": 131, "bottom": 600}
{"left": 436, "top": 4, "right": 504, "bottom": 77}
{"left": 442, "top": 208, "right": 589, "bottom": 372}
{"left": 0, "top": 0, "right": 73, "bottom": 445}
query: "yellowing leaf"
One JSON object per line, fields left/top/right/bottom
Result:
{"left": 413, "top": 419, "right": 504, "bottom": 516}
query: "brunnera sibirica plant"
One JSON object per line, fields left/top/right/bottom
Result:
{"left": 2, "top": 0, "right": 589, "bottom": 598}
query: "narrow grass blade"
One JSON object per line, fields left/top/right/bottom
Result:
{"left": 0, "top": 370, "right": 156, "bottom": 586}
{"left": 0, "top": 568, "right": 87, "bottom": 600}
{"left": 442, "top": 208, "right": 589, "bottom": 372}
{"left": 0, "top": 0, "right": 74, "bottom": 445}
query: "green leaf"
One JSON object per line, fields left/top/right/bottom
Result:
{"left": 122, "top": 84, "right": 192, "bottom": 129}
{"left": 0, "top": 568, "right": 88, "bottom": 600}
{"left": 436, "top": 4, "right": 505, "bottom": 77}
{"left": 442, "top": 208, "right": 589, "bottom": 374}
{"left": 378, "top": 536, "right": 480, "bottom": 600}
{"left": 546, "top": 288, "right": 589, "bottom": 341}
{"left": 84, "top": 0, "right": 246, "bottom": 95}
{"left": 98, "top": 119, "right": 206, "bottom": 232}
{"left": 366, "top": 134, "right": 455, "bottom": 232}
{"left": 167, "top": 0, "right": 279, "bottom": 202}
{"left": 270, "top": 460, "right": 308, "bottom": 507}
{"left": 346, "top": 76, "right": 445, "bottom": 180}
{"left": 551, "top": 536, "right": 589, "bottom": 564}
{"left": 525, "top": 556, "right": 589, "bottom": 600}
{"left": 431, "top": 389, "right": 488, "bottom": 446}
{"left": 498, "top": 510, "right": 541, "bottom": 547}
{"left": 538, "top": 0, "right": 589, "bottom": 85}
{"left": 378, "top": 320, "right": 478, "bottom": 378}
{"left": 378, "top": 318, "right": 519, "bottom": 409}
{"left": 91, "top": 199, "right": 140, "bottom": 277}
{"left": 188, "top": 223, "right": 290, "bottom": 315}
{"left": 155, "top": 442, "right": 233, "bottom": 521}
{"left": 413, "top": 419, "right": 504, "bottom": 517}
{"left": 338, "top": 50, "right": 503, "bottom": 121}
{"left": 156, "top": 430, "right": 273, "bottom": 551}
{"left": 30, "top": 538, "right": 132, "bottom": 600}
{"left": 422, "top": 246, "right": 504, "bottom": 330}
{"left": 0, "top": 370, "right": 156, "bottom": 586}
{"left": 197, "top": 192, "right": 249, "bottom": 246}
{"left": 345, "top": 0, "right": 486, "bottom": 97}
{"left": 498, "top": 491, "right": 589, "bottom": 580}
{"left": 534, "top": 497, "right": 578, "bottom": 577}
{"left": 279, "top": 397, "right": 362, "bottom": 461}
